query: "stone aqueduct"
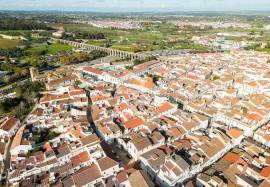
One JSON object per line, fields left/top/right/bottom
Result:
{"left": 52, "top": 38, "right": 147, "bottom": 60}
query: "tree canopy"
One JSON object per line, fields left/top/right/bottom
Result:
{"left": 0, "top": 16, "right": 51, "bottom": 30}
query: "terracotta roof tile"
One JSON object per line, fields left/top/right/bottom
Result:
{"left": 98, "top": 157, "right": 118, "bottom": 171}
{"left": 84, "top": 67, "right": 102, "bottom": 75}
{"left": 0, "top": 117, "right": 19, "bottom": 132}
{"left": 223, "top": 152, "right": 240, "bottom": 163}
{"left": 156, "top": 102, "right": 174, "bottom": 114}
{"left": 228, "top": 128, "right": 243, "bottom": 139}
{"left": 124, "top": 117, "right": 144, "bottom": 129}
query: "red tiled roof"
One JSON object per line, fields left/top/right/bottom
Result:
{"left": 69, "top": 90, "right": 85, "bottom": 96}
{"left": 224, "top": 98, "right": 239, "bottom": 104}
{"left": 91, "top": 94, "right": 109, "bottom": 103}
{"left": 156, "top": 102, "right": 174, "bottom": 114}
{"left": 40, "top": 93, "right": 70, "bottom": 103}
{"left": 97, "top": 157, "right": 118, "bottom": 171}
{"left": 235, "top": 78, "right": 244, "bottom": 84}
{"left": 247, "top": 113, "right": 262, "bottom": 122}
{"left": 153, "top": 68, "right": 166, "bottom": 76}
{"left": 10, "top": 126, "right": 25, "bottom": 150}
{"left": 71, "top": 155, "right": 81, "bottom": 168}
{"left": 62, "top": 164, "right": 102, "bottom": 186}
{"left": 78, "top": 151, "right": 89, "bottom": 163}
{"left": 116, "top": 171, "right": 128, "bottom": 183}
{"left": 83, "top": 67, "right": 102, "bottom": 75}
{"left": 223, "top": 152, "right": 239, "bottom": 163}
{"left": 0, "top": 117, "right": 19, "bottom": 132}
{"left": 248, "top": 81, "right": 257, "bottom": 87}
{"left": 43, "top": 142, "right": 52, "bottom": 151}
{"left": 131, "top": 78, "right": 155, "bottom": 89}
{"left": 119, "top": 102, "right": 129, "bottom": 111}
{"left": 124, "top": 117, "right": 144, "bottom": 129}
{"left": 187, "top": 75, "right": 198, "bottom": 80}
{"left": 261, "top": 166, "right": 270, "bottom": 178}
{"left": 72, "top": 164, "right": 101, "bottom": 186}
{"left": 81, "top": 134, "right": 100, "bottom": 146}
{"left": 228, "top": 128, "right": 243, "bottom": 139}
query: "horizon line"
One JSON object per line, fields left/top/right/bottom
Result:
{"left": 1, "top": 9, "right": 270, "bottom": 14}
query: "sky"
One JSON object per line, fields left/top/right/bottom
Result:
{"left": 0, "top": 0, "right": 270, "bottom": 12}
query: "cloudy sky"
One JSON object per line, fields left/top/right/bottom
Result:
{"left": 0, "top": 0, "right": 270, "bottom": 12}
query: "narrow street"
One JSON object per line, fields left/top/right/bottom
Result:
{"left": 85, "top": 88, "right": 132, "bottom": 166}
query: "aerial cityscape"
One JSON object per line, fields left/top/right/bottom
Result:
{"left": 1, "top": 0, "right": 270, "bottom": 187}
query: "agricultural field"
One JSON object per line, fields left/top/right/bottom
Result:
{"left": 0, "top": 37, "right": 21, "bottom": 49}
{"left": 36, "top": 19, "right": 270, "bottom": 53}
{"left": 26, "top": 43, "right": 73, "bottom": 55}
{"left": 0, "top": 30, "right": 32, "bottom": 37}
{"left": 51, "top": 22, "right": 207, "bottom": 52}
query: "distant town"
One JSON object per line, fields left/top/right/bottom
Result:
{"left": 0, "top": 9, "right": 270, "bottom": 187}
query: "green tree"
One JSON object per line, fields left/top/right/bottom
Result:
{"left": 26, "top": 54, "right": 42, "bottom": 68}
{"left": 1, "top": 61, "right": 13, "bottom": 71}
{"left": 3, "top": 75, "right": 12, "bottom": 84}
{"left": 4, "top": 57, "right": 11, "bottom": 63}
{"left": 14, "top": 86, "right": 24, "bottom": 97}
{"left": 249, "top": 30, "right": 255, "bottom": 35}
{"left": 59, "top": 56, "right": 71, "bottom": 65}
{"left": 75, "top": 80, "right": 81, "bottom": 86}
{"left": 13, "top": 101, "right": 26, "bottom": 118}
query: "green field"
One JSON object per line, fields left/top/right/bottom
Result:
{"left": 26, "top": 43, "right": 73, "bottom": 55}
{"left": 88, "top": 39, "right": 107, "bottom": 46}
{"left": 49, "top": 23, "right": 122, "bottom": 35}
{"left": 257, "top": 48, "right": 270, "bottom": 52}
{"left": 0, "top": 37, "right": 21, "bottom": 49}
{"left": 50, "top": 23, "right": 206, "bottom": 52}
{"left": 49, "top": 22, "right": 270, "bottom": 53}
{"left": 0, "top": 30, "right": 32, "bottom": 38}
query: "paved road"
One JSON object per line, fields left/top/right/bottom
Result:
{"left": 85, "top": 88, "right": 131, "bottom": 165}
{"left": 108, "top": 142, "right": 132, "bottom": 166}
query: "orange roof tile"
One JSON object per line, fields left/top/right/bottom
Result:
{"left": 153, "top": 68, "right": 166, "bottom": 76}
{"left": 235, "top": 79, "right": 244, "bottom": 84}
{"left": 248, "top": 113, "right": 262, "bottom": 122}
{"left": 160, "top": 116, "right": 176, "bottom": 126}
{"left": 84, "top": 67, "right": 102, "bottom": 75}
{"left": 40, "top": 93, "right": 70, "bottom": 103}
{"left": 157, "top": 102, "right": 174, "bottom": 114}
{"left": 0, "top": 117, "right": 19, "bottom": 132}
{"left": 223, "top": 152, "right": 240, "bottom": 163}
{"left": 10, "top": 126, "right": 25, "bottom": 150}
{"left": 124, "top": 117, "right": 144, "bottom": 129}
{"left": 131, "top": 78, "right": 155, "bottom": 89}
{"left": 71, "top": 127, "right": 86, "bottom": 139}
{"left": 187, "top": 75, "right": 198, "bottom": 80}
{"left": 168, "top": 127, "right": 182, "bottom": 138}
{"left": 224, "top": 98, "right": 239, "bottom": 104}
{"left": 69, "top": 90, "right": 85, "bottom": 96}
{"left": 91, "top": 95, "right": 108, "bottom": 102}
{"left": 261, "top": 166, "right": 270, "bottom": 178}
{"left": 228, "top": 128, "right": 243, "bottom": 139}
{"left": 119, "top": 102, "right": 128, "bottom": 111}
{"left": 43, "top": 142, "right": 52, "bottom": 151}
{"left": 248, "top": 81, "right": 257, "bottom": 87}
{"left": 78, "top": 151, "right": 90, "bottom": 163}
